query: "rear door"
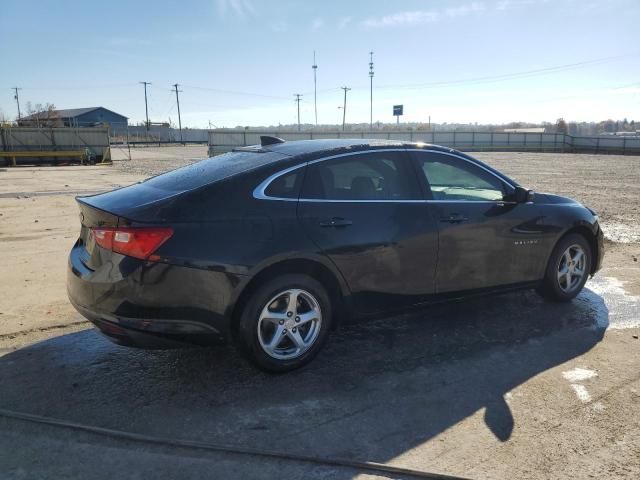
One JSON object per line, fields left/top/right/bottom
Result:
{"left": 410, "top": 150, "right": 547, "bottom": 293}
{"left": 297, "top": 149, "right": 439, "bottom": 314}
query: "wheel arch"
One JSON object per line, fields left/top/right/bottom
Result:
{"left": 228, "top": 256, "right": 351, "bottom": 338}
{"left": 553, "top": 224, "right": 600, "bottom": 275}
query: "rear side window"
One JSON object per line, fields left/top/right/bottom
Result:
{"left": 301, "top": 151, "right": 420, "bottom": 200}
{"left": 264, "top": 170, "right": 302, "bottom": 199}
{"left": 142, "top": 151, "right": 287, "bottom": 192}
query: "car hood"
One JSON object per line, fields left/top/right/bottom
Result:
{"left": 534, "top": 192, "right": 581, "bottom": 205}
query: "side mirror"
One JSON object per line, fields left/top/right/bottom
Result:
{"left": 514, "top": 186, "right": 535, "bottom": 203}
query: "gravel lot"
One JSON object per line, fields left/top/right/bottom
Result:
{"left": 1, "top": 146, "right": 639, "bottom": 479}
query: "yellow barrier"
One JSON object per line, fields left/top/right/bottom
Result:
{"left": 0, "top": 150, "right": 88, "bottom": 166}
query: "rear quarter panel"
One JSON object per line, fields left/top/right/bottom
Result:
{"left": 150, "top": 164, "right": 343, "bottom": 301}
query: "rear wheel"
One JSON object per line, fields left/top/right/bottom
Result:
{"left": 537, "top": 233, "right": 591, "bottom": 302}
{"left": 237, "top": 274, "right": 332, "bottom": 372}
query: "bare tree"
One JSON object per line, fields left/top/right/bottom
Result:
{"left": 43, "top": 104, "right": 63, "bottom": 127}
{"left": 555, "top": 118, "right": 568, "bottom": 134}
{"left": 21, "top": 102, "right": 62, "bottom": 127}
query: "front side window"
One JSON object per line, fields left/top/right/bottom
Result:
{"left": 416, "top": 154, "right": 506, "bottom": 201}
{"left": 301, "top": 151, "right": 420, "bottom": 200}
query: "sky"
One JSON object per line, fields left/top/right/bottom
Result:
{"left": 1, "top": 0, "right": 639, "bottom": 127}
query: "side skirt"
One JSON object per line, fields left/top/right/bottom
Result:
{"left": 348, "top": 280, "right": 542, "bottom": 322}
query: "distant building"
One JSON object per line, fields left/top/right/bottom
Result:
{"left": 601, "top": 131, "right": 640, "bottom": 136}
{"left": 18, "top": 107, "right": 128, "bottom": 128}
{"left": 501, "top": 127, "right": 546, "bottom": 133}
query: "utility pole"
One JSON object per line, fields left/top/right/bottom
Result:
{"left": 369, "top": 51, "right": 374, "bottom": 129}
{"left": 139, "top": 81, "right": 151, "bottom": 131}
{"left": 341, "top": 87, "right": 351, "bottom": 131}
{"left": 294, "top": 94, "right": 303, "bottom": 131}
{"left": 172, "top": 83, "right": 183, "bottom": 144}
{"left": 312, "top": 51, "right": 318, "bottom": 126}
{"left": 12, "top": 87, "right": 22, "bottom": 120}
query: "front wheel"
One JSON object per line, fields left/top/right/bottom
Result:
{"left": 236, "top": 274, "right": 332, "bottom": 372}
{"left": 537, "top": 233, "right": 591, "bottom": 302}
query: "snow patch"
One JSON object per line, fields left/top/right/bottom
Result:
{"left": 563, "top": 368, "right": 597, "bottom": 403}
{"left": 584, "top": 276, "right": 640, "bottom": 330}
{"left": 570, "top": 384, "right": 592, "bottom": 403}
{"left": 562, "top": 367, "right": 598, "bottom": 382}
{"left": 600, "top": 222, "right": 640, "bottom": 243}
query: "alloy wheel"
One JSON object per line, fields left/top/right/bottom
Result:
{"left": 557, "top": 244, "right": 587, "bottom": 293}
{"left": 257, "top": 288, "right": 323, "bottom": 360}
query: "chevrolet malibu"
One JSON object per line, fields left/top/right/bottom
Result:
{"left": 68, "top": 138, "right": 604, "bottom": 371}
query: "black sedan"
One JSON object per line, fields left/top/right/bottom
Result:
{"left": 68, "top": 138, "right": 604, "bottom": 371}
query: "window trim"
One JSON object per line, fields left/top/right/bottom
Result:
{"left": 253, "top": 149, "right": 515, "bottom": 203}
{"left": 413, "top": 151, "right": 512, "bottom": 203}
{"left": 301, "top": 149, "right": 422, "bottom": 202}
{"left": 262, "top": 167, "right": 303, "bottom": 199}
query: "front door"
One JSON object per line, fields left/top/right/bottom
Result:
{"left": 410, "top": 150, "right": 547, "bottom": 293}
{"left": 297, "top": 149, "right": 439, "bottom": 314}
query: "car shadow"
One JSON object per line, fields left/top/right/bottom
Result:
{"left": 0, "top": 286, "right": 608, "bottom": 477}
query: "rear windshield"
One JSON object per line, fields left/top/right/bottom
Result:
{"left": 142, "top": 150, "right": 288, "bottom": 192}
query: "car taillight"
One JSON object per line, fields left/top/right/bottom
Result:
{"left": 92, "top": 227, "right": 173, "bottom": 260}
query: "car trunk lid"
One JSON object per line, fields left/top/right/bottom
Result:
{"left": 75, "top": 199, "right": 123, "bottom": 271}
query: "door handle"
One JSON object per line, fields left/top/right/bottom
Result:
{"left": 440, "top": 213, "right": 469, "bottom": 224}
{"left": 319, "top": 217, "right": 353, "bottom": 228}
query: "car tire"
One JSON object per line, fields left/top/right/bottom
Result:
{"left": 236, "top": 274, "right": 332, "bottom": 372}
{"left": 537, "top": 233, "right": 592, "bottom": 302}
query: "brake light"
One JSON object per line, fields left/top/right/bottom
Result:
{"left": 91, "top": 227, "right": 173, "bottom": 260}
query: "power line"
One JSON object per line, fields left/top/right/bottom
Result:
{"left": 139, "top": 81, "right": 151, "bottom": 131}
{"left": 294, "top": 94, "right": 303, "bottom": 131}
{"left": 12, "top": 87, "right": 22, "bottom": 120}
{"left": 2, "top": 52, "right": 635, "bottom": 97}
{"left": 182, "top": 84, "right": 290, "bottom": 101}
{"left": 370, "top": 53, "right": 640, "bottom": 91}
{"left": 312, "top": 51, "right": 318, "bottom": 126}
{"left": 341, "top": 86, "right": 351, "bottom": 131}
{"left": 172, "top": 84, "right": 183, "bottom": 144}
{"left": 8, "top": 83, "right": 137, "bottom": 91}
{"left": 182, "top": 54, "right": 631, "bottom": 102}
{"left": 369, "top": 51, "right": 374, "bottom": 128}
{"left": 302, "top": 86, "right": 342, "bottom": 96}
{"left": 3, "top": 82, "right": 292, "bottom": 101}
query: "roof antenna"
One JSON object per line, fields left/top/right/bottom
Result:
{"left": 260, "top": 135, "right": 286, "bottom": 146}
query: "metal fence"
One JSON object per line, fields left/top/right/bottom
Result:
{"left": 0, "top": 126, "right": 111, "bottom": 164}
{"left": 110, "top": 126, "right": 209, "bottom": 144}
{"left": 207, "top": 130, "right": 640, "bottom": 156}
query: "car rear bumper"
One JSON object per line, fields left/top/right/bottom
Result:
{"left": 69, "top": 298, "right": 223, "bottom": 348}
{"left": 67, "top": 242, "right": 247, "bottom": 348}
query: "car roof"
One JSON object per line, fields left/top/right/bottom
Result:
{"left": 235, "top": 138, "right": 455, "bottom": 158}
{"left": 231, "top": 138, "right": 519, "bottom": 187}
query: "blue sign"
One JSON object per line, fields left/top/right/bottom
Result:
{"left": 393, "top": 105, "right": 403, "bottom": 116}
